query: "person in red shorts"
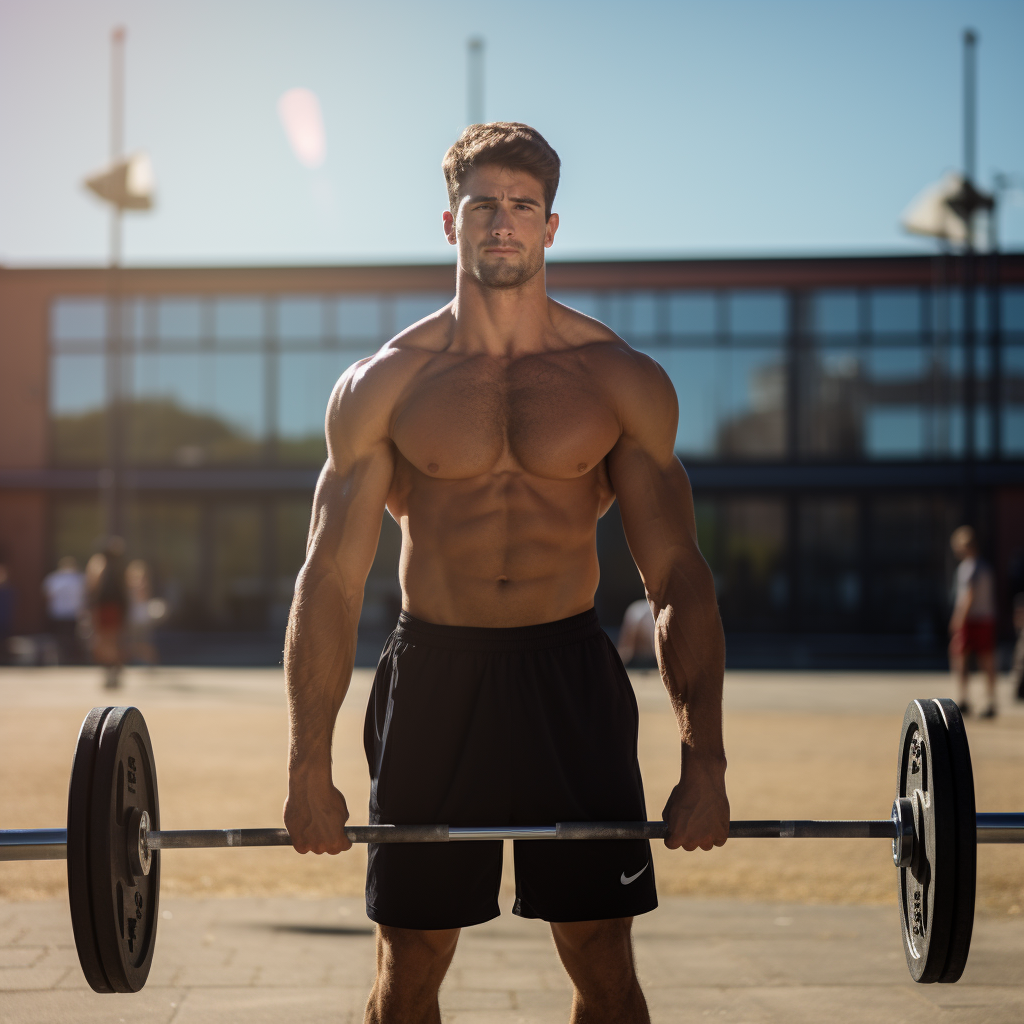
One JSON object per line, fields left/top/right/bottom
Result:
{"left": 949, "top": 525, "right": 998, "bottom": 718}
{"left": 86, "top": 537, "right": 128, "bottom": 690}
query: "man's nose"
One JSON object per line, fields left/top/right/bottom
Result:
{"left": 490, "top": 207, "right": 514, "bottom": 237}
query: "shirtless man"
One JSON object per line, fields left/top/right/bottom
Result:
{"left": 283, "top": 123, "right": 730, "bottom": 1024}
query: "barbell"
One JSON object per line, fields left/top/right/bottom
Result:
{"left": 0, "top": 699, "right": 1021, "bottom": 993}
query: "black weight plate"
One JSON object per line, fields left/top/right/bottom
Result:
{"left": 89, "top": 706, "right": 161, "bottom": 992}
{"left": 67, "top": 706, "right": 115, "bottom": 993}
{"left": 933, "top": 698, "right": 977, "bottom": 983}
{"left": 896, "top": 699, "right": 956, "bottom": 983}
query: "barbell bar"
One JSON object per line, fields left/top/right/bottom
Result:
{"left": 0, "top": 698, "right": 1020, "bottom": 993}
{"left": 6, "top": 812, "right": 1024, "bottom": 860}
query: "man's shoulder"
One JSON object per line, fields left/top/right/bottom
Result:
{"left": 548, "top": 298, "right": 672, "bottom": 390}
{"left": 328, "top": 307, "right": 453, "bottom": 440}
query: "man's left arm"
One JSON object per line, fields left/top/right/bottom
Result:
{"left": 606, "top": 355, "right": 729, "bottom": 852}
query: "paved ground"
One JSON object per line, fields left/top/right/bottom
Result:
{"left": 1, "top": 894, "right": 1023, "bottom": 1023}
{"left": 1, "top": 664, "right": 1022, "bottom": 1021}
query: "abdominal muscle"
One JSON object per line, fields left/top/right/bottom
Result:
{"left": 388, "top": 467, "right": 607, "bottom": 628}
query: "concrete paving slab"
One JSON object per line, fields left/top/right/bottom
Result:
{"left": 1, "top": 894, "right": 1022, "bottom": 1023}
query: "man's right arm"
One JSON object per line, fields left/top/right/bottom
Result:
{"left": 283, "top": 358, "right": 397, "bottom": 854}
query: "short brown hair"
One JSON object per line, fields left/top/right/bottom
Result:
{"left": 442, "top": 122, "right": 560, "bottom": 219}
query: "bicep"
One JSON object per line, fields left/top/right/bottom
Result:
{"left": 302, "top": 371, "right": 397, "bottom": 592}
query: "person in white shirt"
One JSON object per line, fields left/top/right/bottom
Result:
{"left": 43, "top": 556, "right": 85, "bottom": 664}
{"left": 617, "top": 598, "right": 658, "bottom": 667}
{"left": 949, "top": 526, "right": 998, "bottom": 718}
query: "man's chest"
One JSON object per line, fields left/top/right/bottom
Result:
{"left": 391, "top": 356, "right": 621, "bottom": 480}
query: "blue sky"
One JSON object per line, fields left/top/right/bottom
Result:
{"left": 1, "top": 0, "right": 1022, "bottom": 266}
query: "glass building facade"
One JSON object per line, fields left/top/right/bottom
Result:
{"left": 1, "top": 256, "right": 1021, "bottom": 665}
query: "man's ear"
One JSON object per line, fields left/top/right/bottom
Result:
{"left": 544, "top": 212, "right": 559, "bottom": 249}
{"left": 442, "top": 210, "right": 457, "bottom": 246}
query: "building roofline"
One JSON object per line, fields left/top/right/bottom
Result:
{"left": 1, "top": 251, "right": 1023, "bottom": 293}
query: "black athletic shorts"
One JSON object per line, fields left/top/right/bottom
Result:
{"left": 363, "top": 608, "right": 658, "bottom": 930}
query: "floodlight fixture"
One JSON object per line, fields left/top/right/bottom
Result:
{"left": 84, "top": 151, "right": 156, "bottom": 211}
{"left": 900, "top": 172, "right": 992, "bottom": 246}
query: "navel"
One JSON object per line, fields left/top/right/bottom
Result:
{"left": 496, "top": 575, "right": 509, "bottom": 584}
{"left": 427, "top": 462, "right": 439, "bottom": 474}
{"left": 577, "top": 462, "right": 588, "bottom": 473}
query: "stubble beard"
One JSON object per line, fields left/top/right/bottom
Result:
{"left": 472, "top": 245, "right": 545, "bottom": 290}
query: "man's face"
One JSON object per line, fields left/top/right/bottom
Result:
{"left": 443, "top": 164, "right": 558, "bottom": 289}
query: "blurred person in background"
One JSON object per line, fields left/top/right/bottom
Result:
{"left": 86, "top": 538, "right": 128, "bottom": 689}
{"left": 125, "top": 559, "right": 162, "bottom": 666}
{"left": 0, "top": 562, "right": 15, "bottom": 666}
{"left": 1013, "top": 594, "right": 1024, "bottom": 702}
{"left": 617, "top": 598, "right": 658, "bottom": 668}
{"left": 43, "top": 556, "right": 85, "bottom": 664}
{"left": 949, "top": 525, "right": 997, "bottom": 718}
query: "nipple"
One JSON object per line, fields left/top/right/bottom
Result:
{"left": 427, "top": 462, "right": 439, "bottom": 474}
{"left": 577, "top": 462, "right": 588, "bottom": 473}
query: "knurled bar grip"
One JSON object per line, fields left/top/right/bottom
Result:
{"left": 149, "top": 820, "right": 899, "bottom": 846}
{"left": 3, "top": 815, "right": 1024, "bottom": 861}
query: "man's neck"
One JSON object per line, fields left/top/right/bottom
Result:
{"left": 450, "top": 262, "right": 554, "bottom": 357}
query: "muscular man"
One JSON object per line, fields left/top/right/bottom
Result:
{"left": 284, "top": 123, "right": 729, "bottom": 1024}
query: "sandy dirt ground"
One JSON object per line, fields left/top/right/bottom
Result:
{"left": 1, "top": 665, "right": 1021, "bottom": 916}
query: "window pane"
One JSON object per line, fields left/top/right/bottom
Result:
{"left": 211, "top": 504, "right": 266, "bottom": 628}
{"left": 799, "top": 348, "right": 863, "bottom": 457}
{"left": 127, "top": 351, "right": 263, "bottom": 463}
{"left": 214, "top": 297, "right": 264, "bottom": 346}
{"left": 867, "top": 497, "right": 957, "bottom": 636}
{"left": 277, "top": 349, "right": 375, "bottom": 463}
{"left": 728, "top": 290, "right": 787, "bottom": 338}
{"left": 157, "top": 298, "right": 203, "bottom": 344}
{"left": 278, "top": 296, "right": 324, "bottom": 346}
{"left": 810, "top": 290, "right": 859, "bottom": 340}
{"left": 211, "top": 353, "right": 264, "bottom": 440}
{"left": 696, "top": 497, "right": 788, "bottom": 631}
{"left": 51, "top": 498, "right": 103, "bottom": 569}
{"left": 550, "top": 290, "right": 603, "bottom": 321}
{"left": 51, "top": 353, "right": 106, "bottom": 464}
{"left": 393, "top": 293, "right": 451, "bottom": 334}
{"left": 606, "top": 292, "right": 659, "bottom": 342}
{"left": 667, "top": 291, "right": 716, "bottom": 338}
{"left": 940, "top": 288, "right": 990, "bottom": 336}
{"left": 122, "top": 298, "right": 149, "bottom": 349}
{"left": 123, "top": 499, "right": 202, "bottom": 626}
{"left": 799, "top": 499, "right": 861, "bottom": 630}
{"left": 656, "top": 349, "right": 717, "bottom": 455}
{"left": 865, "top": 408, "right": 926, "bottom": 457}
{"left": 337, "top": 296, "right": 385, "bottom": 344}
{"left": 869, "top": 289, "right": 920, "bottom": 337}
{"left": 863, "top": 348, "right": 928, "bottom": 457}
{"left": 52, "top": 298, "right": 106, "bottom": 348}
{"left": 1003, "top": 345, "right": 1024, "bottom": 455}
{"left": 1002, "top": 287, "right": 1024, "bottom": 334}
{"left": 647, "top": 346, "right": 786, "bottom": 458}
{"left": 715, "top": 348, "right": 787, "bottom": 456}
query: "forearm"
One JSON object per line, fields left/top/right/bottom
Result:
{"left": 284, "top": 563, "right": 361, "bottom": 781}
{"left": 651, "top": 561, "right": 726, "bottom": 763}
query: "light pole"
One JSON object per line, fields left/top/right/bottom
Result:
{"left": 467, "top": 37, "right": 485, "bottom": 125}
{"left": 82, "top": 26, "right": 155, "bottom": 542}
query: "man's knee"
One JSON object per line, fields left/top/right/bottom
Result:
{"left": 375, "top": 925, "right": 459, "bottom": 986}
{"left": 551, "top": 918, "right": 636, "bottom": 980}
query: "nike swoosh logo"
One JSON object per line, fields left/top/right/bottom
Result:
{"left": 620, "top": 862, "right": 649, "bottom": 885}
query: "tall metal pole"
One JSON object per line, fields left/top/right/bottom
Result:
{"left": 103, "top": 26, "right": 126, "bottom": 541}
{"left": 467, "top": 37, "right": 484, "bottom": 125}
{"left": 961, "top": 29, "right": 978, "bottom": 512}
